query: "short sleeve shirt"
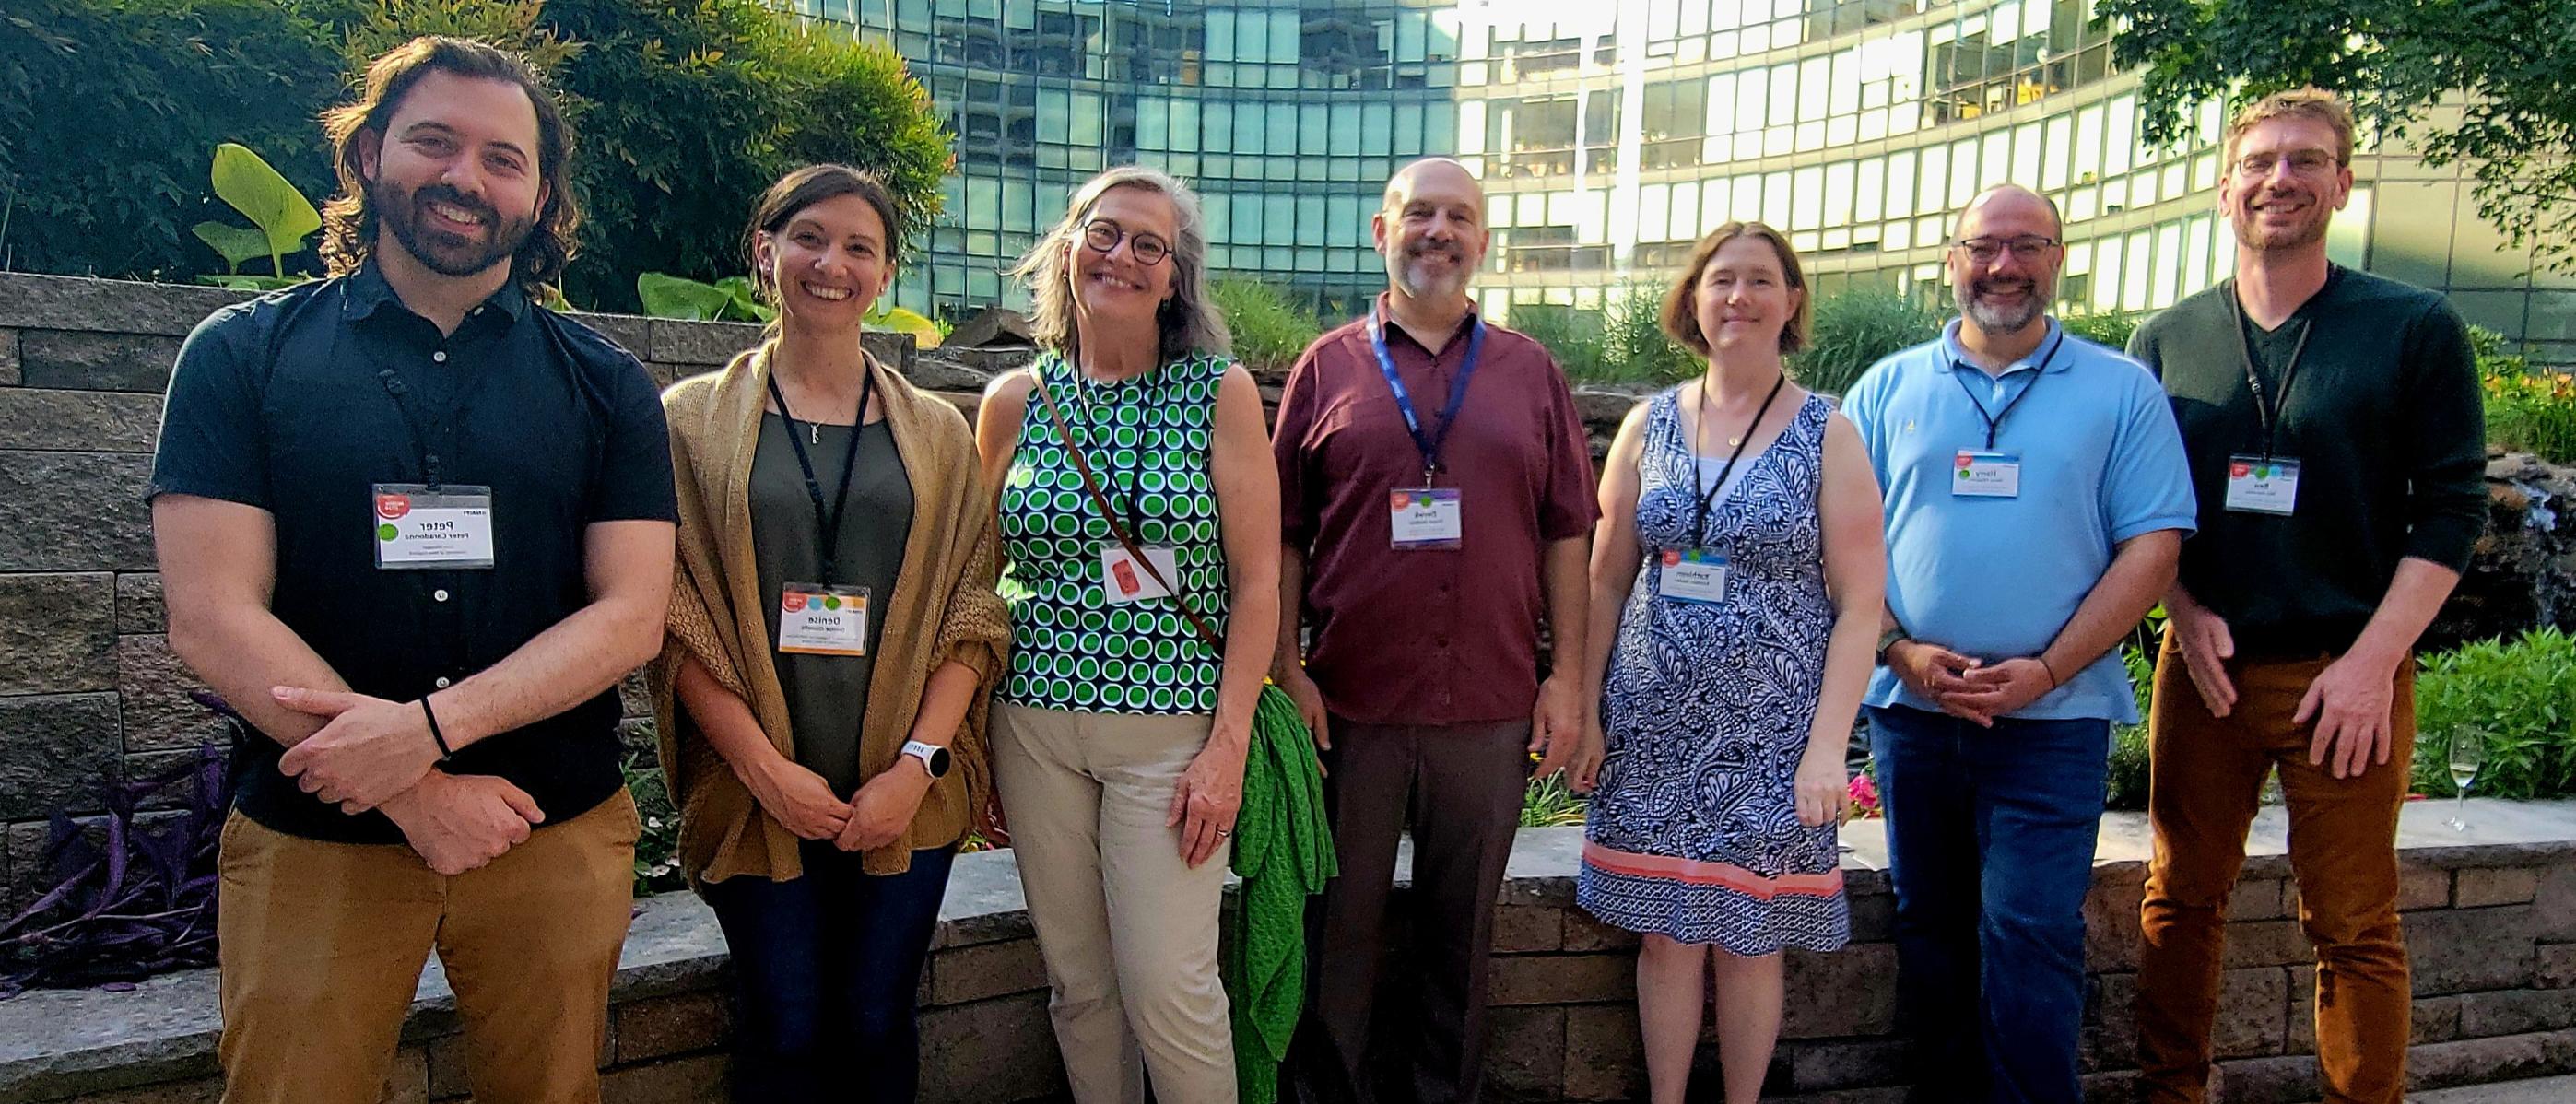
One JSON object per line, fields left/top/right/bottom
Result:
{"left": 147, "top": 264, "right": 678, "bottom": 843}
{"left": 1840, "top": 318, "right": 2196, "bottom": 723}
{"left": 1271, "top": 297, "right": 1600, "bottom": 727}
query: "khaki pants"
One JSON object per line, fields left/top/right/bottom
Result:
{"left": 216, "top": 788, "right": 641, "bottom": 1104}
{"left": 2135, "top": 635, "right": 2417, "bottom": 1104}
{"left": 992, "top": 702, "right": 1236, "bottom": 1104}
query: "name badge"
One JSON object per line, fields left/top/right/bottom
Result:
{"left": 778, "top": 583, "right": 869, "bottom": 656}
{"left": 1951, "top": 451, "right": 2021, "bottom": 498}
{"left": 1656, "top": 547, "right": 1729, "bottom": 605}
{"left": 373, "top": 484, "right": 495, "bottom": 570}
{"left": 2225, "top": 454, "right": 2300, "bottom": 515}
{"left": 1389, "top": 487, "right": 1464, "bottom": 550}
{"left": 1102, "top": 544, "right": 1182, "bottom": 604}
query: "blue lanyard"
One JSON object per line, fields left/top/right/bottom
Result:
{"left": 1367, "top": 306, "right": 1487, "bottom": 484}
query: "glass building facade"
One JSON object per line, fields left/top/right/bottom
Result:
{"left": 791, "top": 0, "right": 2570, "bottom": 362}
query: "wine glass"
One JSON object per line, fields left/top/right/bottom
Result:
{"left": 2446, "top": 726, "right": 2488, "bottom": 831}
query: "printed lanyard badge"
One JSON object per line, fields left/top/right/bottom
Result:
{"left": 373, "top": 484, "right": 496, "bottom": 569}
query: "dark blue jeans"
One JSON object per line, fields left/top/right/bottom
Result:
{"left": 1868, "top": 705, "right": 2111, "bottom": 1104}
{"left": 702, "top": 841, "right": 955, "bottom": 1104}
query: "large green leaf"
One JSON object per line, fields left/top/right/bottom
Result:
{"left": 865, "top": 303, "right": 942, "bottom": 348}
{"left": 190, "top": 221, "right": 270, "bottom": 273}
{"left": 712, "top": 276, "right": 777, "bottom": 323}
{"left": 208, "top": 143, "right": 319, "bottom": 270}
{"left": 636, "top": 272, "right": 735, "bottom": 321}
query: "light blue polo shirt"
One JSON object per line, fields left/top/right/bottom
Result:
{"left": 1841, "top": 318, "right": 2197, "bottom": 723}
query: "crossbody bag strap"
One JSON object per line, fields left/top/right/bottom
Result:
{"left": 1028, "top": 368, "right": 1228, "bottom": 655}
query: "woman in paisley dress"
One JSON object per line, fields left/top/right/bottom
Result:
{"left": 973, "top": 165, "right": 1279, "bottom": 1104}
{"left": 1567, "top": 222, "right": 1885, "bottom": 1104}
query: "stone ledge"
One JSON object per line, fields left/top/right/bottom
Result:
{"left": 1, "top": 802, "right": 2570, "bottom": 1104}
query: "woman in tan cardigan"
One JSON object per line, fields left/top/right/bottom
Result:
{"left": 650, "top": 164, "right": 1008, "bottom": 1103}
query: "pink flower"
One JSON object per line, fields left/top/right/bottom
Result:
{"left": 1846, "top": 774, "right": 1883, "bottom": 819}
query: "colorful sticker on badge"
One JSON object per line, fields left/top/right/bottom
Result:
{"left": 1657, "top": 547, "right": 1729, "bottom": 605}
{"left": 1389, "top": 487, "right": 1464, "bottom": 549}
{"left": 372, "top": 483, "right": 495, "bottom": 570}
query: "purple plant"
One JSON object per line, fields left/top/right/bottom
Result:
{"left": 0, "top": 693, "right": 239, "bottom": 1000}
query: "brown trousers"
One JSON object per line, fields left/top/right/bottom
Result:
{"left": 216, "top": 788, "right": 640, "bottom": 1104}
{"left": 2135, "top": 634, "right": 2417, "bottom": 1104}
{"left": 1295, "top": 717, "right": 1530, "bottom": 1104}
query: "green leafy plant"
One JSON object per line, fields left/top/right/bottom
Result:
{"left": 1506, "top": 283, "right": 1696, "bottom": 386}
{"left": 1209, "top": 277, "right": 1323, "bottom": 373}
{"left": 2060, "top": 311, "right": 2142, "bottom": 354}
{"left": 1521, "top": 771, "right": 1587, "bottom": 828}
{"left": 192, "top": 143, "right": 322, "bottom": 288}
{"left": 1510, "top": 303, "right": 1610, "bottom": 382}
{"left": 636, "top": 271, "right": 945, "bottom": 348}
{"left": 1789, "top": 287, "right": 1944, "bottom": 396}
{"left": 2411, "top": 628, "right": 2576, "bottom": 801}
{"left": 622, "top": 746, "right": 685, "bottom": 897}
{"left": 2107, "top": 643, "right": 2157, "bottom": 811}
{"left": 2474, "top": 326, "right": 2576, "bottom": 463}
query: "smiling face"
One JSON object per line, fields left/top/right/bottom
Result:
{"left": 1374, "top": 159, "right": 1490, "bottom": 300}
{"left": 2222, "top": 114, "right": 2354, "bottom": 253}
{"left": 358, "top": 69, "right": 548, "bottom": 279}
{"left": 1066, "top": 183, "right": 1179, "bottom": 328}
{"left": 1692, "top": 235, "right": 1803, "bottom": 355}
{"left": 1947, "top": 188, "right": 2064, "bottom": 336}
{"left": 755, "top": 192, "right": 894, "bottom": 329}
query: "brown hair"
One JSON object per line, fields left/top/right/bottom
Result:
{"left": 1660, "top": 221, "right": 1810, "bottom": 356}
{"left": 2224, "top": 88, "right": 2357, "bottom": 168}
{"left": 318, "top": 36, "right": 580, "bottom": 290}
{"left": 743, "top": 164, "right": 905, "bottom": 306}
{"left": 1009, "top": 166, "right": 1230, "bottom": 366}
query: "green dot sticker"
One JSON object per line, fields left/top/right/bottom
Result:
{"left": 823, "top": 595, "right": 841, "bottom": 610}
{"left": 377, "top": 523, "right": 399, "bottom": 541}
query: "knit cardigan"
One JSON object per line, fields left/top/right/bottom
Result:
{"left": 651, "top": 341, "right": 1009, "bottom": 884}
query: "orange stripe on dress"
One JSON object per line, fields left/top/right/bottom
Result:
{"left": 1582, "top": 840, "right": 1846, "bottom": 898}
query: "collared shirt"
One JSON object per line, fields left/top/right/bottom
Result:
{"left": 1841, "top": 317, "right": 2196, "bottom": 723}
{"left": 1272, "top": 295, "right": 1599, "bottom": 726}
{"left": 147, "top": 263, "right": 678, "bottom": 843}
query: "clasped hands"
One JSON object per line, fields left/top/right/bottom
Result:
{"left": 269, "top": 686, "right": 542, "bottom": 876}
{"left": 1884, "top": 641, "right": 2058, "bottom": 726}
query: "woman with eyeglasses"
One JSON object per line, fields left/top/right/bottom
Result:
{"left": 973, "top": 165, "right": 1280, "bottom": 1104}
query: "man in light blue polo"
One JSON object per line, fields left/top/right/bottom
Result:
{"left": 1840, "top": 183, "right": 2196, "bottom": 1104}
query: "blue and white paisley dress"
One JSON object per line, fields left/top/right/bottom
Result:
{"left": 1577, "top": 387, "right": 1849, "bottom": 954}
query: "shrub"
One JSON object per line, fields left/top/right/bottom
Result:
{"left": 623, "top": 746, "right": 686, "bottom": 897}
{"left": 1521, "top": 771, "right": 1586, "bottom": 828}
{"left": 1790, "top": 288, "right": 1944, "bottom": 396}
{"left": 2107, "top": 643, "right": 2156, "bottom": 811}
{"left": 2060, "top": 311, "right": 2142, "bottom": 354}
{"left": 1508, "top": 284, "right": 1697, "bottom": 386}
{"left": 0, "top": 742, "right": 231, "bottom": 1000}
{"left": 1510, "top": 303, "right": 1609, "bottom": 382}
{"left": 2473, "top": 326, "right": 2576, "bottom": 464}
{"left": 1210, "top": 277, "right": 1323, "bottom": 373}
{"left": 2411, "top": 627, "right": 2576, "bottom": 801}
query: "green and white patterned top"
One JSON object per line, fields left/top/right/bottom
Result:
{"left": 998, "top": 349, "right": 1231, "bottom": 714}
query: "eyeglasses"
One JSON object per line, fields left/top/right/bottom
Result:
{"left": 1080, "top": 219, "right": 1171, "bottom": 266}
{"left": 2231, "top": 149, "right": 2342, "bottom": 179}
{"left": 1950, "top": 236, "right": 2061, "bottom": 264}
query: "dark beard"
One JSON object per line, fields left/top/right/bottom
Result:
{"left": 371, "top": 179, "right": 535, "bottom": 278}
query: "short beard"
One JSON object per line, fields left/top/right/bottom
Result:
{"left": 371, "top": 178, "right": 535, "bottom": 278}
{"left": 1963, "top": 280, "right": 2050, "bottom": 334}
{"left": 2231, "top": 207, "right": 2331, "bottom": 253}
{"left": 1390, "top": 242, "right": 1470, "bottom": 299}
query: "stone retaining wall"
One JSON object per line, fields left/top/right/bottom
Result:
{"left": 3, "top": 803, "right": 2571, "bottom": 1104}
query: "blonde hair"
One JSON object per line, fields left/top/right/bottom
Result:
{"left": 1011, "top": 166, "right": 1230, "bottom": 365}
{"left": 1660, "top": 221, "right": 1811, "bottom": 356}
{"left": 2225, "top": 88, "right": 2357, "bottom": 167}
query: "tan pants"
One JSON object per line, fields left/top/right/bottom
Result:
{"left": 216, "top": 788, "right": 641, "bottom": 1104}
{"left": 992, "top": 703, "right": 1236, "bottom": 1104}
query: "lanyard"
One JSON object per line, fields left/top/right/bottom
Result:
{"left": 766, "top": 363, "right": 876, "bottom": 579}
{"left": 376, "top": 357, "right": 495, "bottom": 492}
{"left": 1948, "top": 326, "right": 2066, "bottom": 451}
{"left": 1061, "top": 359, "right": 1149, "bottom": 538}
{"left": 1367, "top": 306, "right": 1488, "bottom": 484}
{"left": 1689, "top": 372, "right": 1787, "bottom": 547}
{"left": 2234, "top": 306, "right": 2313, "bottom": 461}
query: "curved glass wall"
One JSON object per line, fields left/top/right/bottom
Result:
{"left": 792, "top": 1, "right": 2563, "bottom": 362}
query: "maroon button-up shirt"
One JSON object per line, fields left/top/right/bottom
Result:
{"left": 1273, "top": 296, "right": 1600, "bottom": 727}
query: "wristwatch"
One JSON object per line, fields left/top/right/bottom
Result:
{"left": 900, "top": 739, "right": 952, "bottom": 780}
{"left": 1875, "top": 626, "right": 1910, "bottom": 664}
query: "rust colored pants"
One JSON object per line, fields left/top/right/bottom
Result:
{"left": 2135, "top": 633, "right": 2416, "bottom": 1104}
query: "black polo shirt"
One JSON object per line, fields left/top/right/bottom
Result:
{"left": 148, "top": 263, "right": 678, "bottom": 843}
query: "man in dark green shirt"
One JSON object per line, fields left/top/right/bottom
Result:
{"left": 2125, "top": 88, "right": 2486, "bottom": 1104}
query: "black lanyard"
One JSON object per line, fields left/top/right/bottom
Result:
{"left": 1948, "top": 326, "right": 2067, "bottom": 451}
{"left": 1688, "top": 372, "right": 1787, "bottom": 547}
{"left": 375, "top": 353, "right": 496, "bottom": 492}
{"left": 2234, "top": 306, "right": 2313, "bottom": 462}
{"left": 1367, "top": 306, "right": 1488, "bottom": 485}
{"left": 766, "top": 363, "right": 876, "bottom": 579}
{"left": 1058, "top": 359, "right": 1150, "bottom": 538}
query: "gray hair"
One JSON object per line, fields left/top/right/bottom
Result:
{"left": 1011, "top": 165, "right": 1230, "bottom": 366}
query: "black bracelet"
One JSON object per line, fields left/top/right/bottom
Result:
{"left": 421, "top": 695, "right": 456, "bottom": 760}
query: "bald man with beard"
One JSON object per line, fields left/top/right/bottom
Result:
{"left": 1269, "top": 159, "right": 1598, "bottom": 1104}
